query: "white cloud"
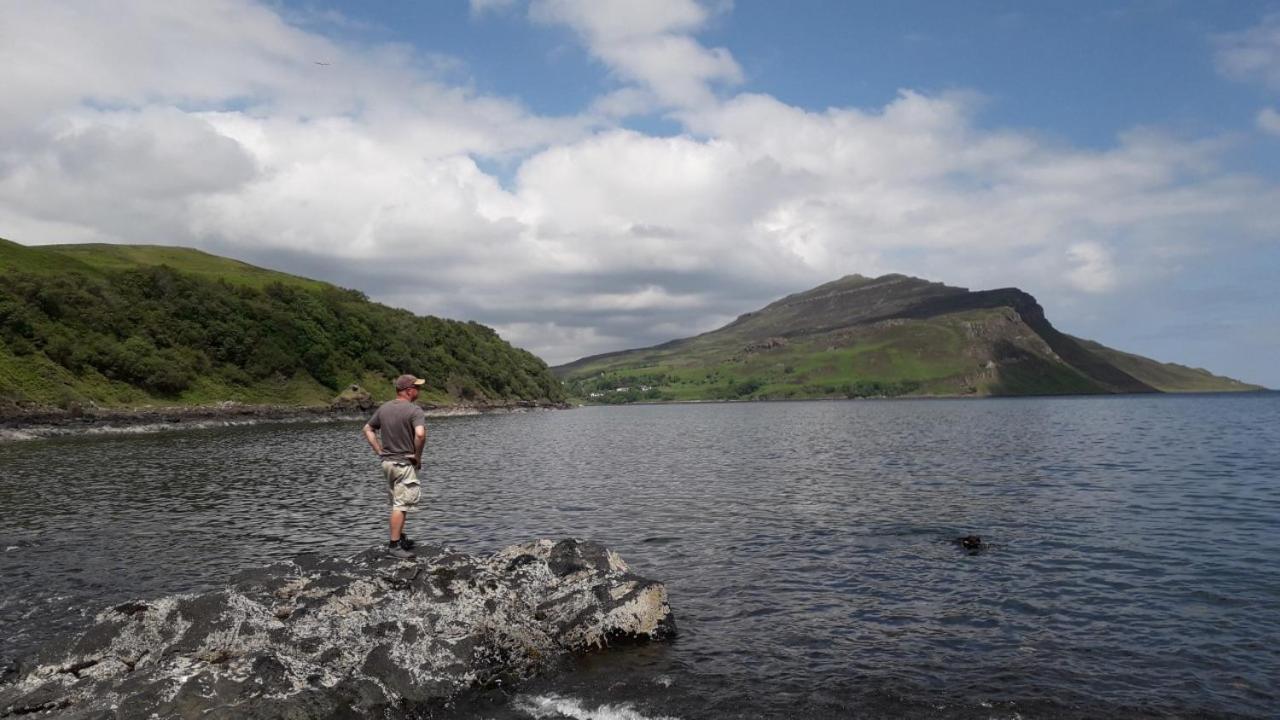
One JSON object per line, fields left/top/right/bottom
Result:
{"left": 1064, "top": 242, "right": 1117, "bottom": 293}
{"left": 0, "top": 0, "right": 1277, "bottom": 374}
{"left": 470, "top": 0, "right": 519, "bottom": 17}
{"left": 530, "top": 0, "right": 741, "bottom": 110}
{"left": 0, "top": 0, "right": 592, "bottom": 251}
{"left": 1259, "top": 107, "right": 1280, "bottom": 135}
{"left": 0, "top": 107, "right": 258, "bottom": 244}
{"left": 492, "top": 321, "right": 624, "bottom": 364}
{"left": 1217, "top": 16, "right": 1280, "bottom": 143}
{"left": 1215, "top": 14, "right": 1280, "bottom": 89}
{"left": 588, "top": 88, "right": 660, "bottom": 119}
{"left": 0, "top": 1, "right": 345, "bottom": 133}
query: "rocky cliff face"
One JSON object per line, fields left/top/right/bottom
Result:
{"left": 0, "top": 539, "right": 675, "bottom": 719}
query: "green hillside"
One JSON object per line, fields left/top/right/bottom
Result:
{"left": 0, "top": 238, "right": 564, "bottom": 412}
{"left": 1072, "top": 337, "right": 1264, "bottom": 393}
{"left": 38, "top": 243, "right": 331, "bottom": 290}
{"left": 555, "top": 274, "right": 1262, "bottom": 403}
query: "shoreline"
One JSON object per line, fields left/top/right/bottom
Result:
{"left": 0, "top": 400, "right": 569, "bottom": 442}
{"left": 570, "top": 387, "right": 1273, "bottom": 407}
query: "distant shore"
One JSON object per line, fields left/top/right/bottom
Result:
{"left": 0, "top": 400, "right": 569, "bottom": 442}
{"left": 568, "top": 387, "right": 1274, "bottom": 408}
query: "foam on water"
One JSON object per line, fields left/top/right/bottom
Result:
{"left": 514, "top": 694, "right": 682, "bottom": 720}
{"left": 0, "top": 415, "right": 362, "bottom": 442}
{"left": 0, "top": 405, "right": 534, "bottom": 443}
{"left": 0, "top": 428, "right": 38, "bottom": 442}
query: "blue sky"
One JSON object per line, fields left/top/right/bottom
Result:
{"left": 1, "top": 1, "right": 1278, "bottom": 385}
{"left": 300, "top": 2, "right": 1278, "bottom": 146}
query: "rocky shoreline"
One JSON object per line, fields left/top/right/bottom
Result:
{"left": 0, "top": 398, "right": 570, "bottom": 442}
{"left": 0, "top": 539, "right": 675, "bottom": 719}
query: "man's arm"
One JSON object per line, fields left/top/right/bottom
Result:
{"left": 362, "top": 423, "right": 383, "bottom": 457}
{"left": 412, "top": 425, "right": 426, "bottom": 469}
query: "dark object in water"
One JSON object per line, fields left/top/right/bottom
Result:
{"left": 955, "top": 535, "right": 984, "bottom": 553}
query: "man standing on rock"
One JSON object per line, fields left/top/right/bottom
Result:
{"left": 362, "top": 374, "right": 427, "bottom": 558}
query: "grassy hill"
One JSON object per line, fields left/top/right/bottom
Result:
{"left": 37, "top": 243, "right": 332, "bottom": 291}
{"left": 1072, "top": 337, "right": 1263, "bottom": 393}
{"left": 555, "top": 274, "right": 1263, "bottom": 402}
{"left": 0, "top": 238, "right": 565, "bottom": 412}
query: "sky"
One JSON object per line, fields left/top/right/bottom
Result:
{"left": 1, "top": 1, "right": 1278, "bottom": 386}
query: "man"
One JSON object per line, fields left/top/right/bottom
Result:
{"left": 362, "top": 374, "right": 427, "bottom": 558}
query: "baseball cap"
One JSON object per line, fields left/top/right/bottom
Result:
{"left": 394, "top": 374, "right": 426, "bottom": 391}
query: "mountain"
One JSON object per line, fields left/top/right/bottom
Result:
{"left": 554, "top": 274, "right": 1263, "bottom": 402}
{"left": 0, "top": 238, "right": 565, "bottom": 412}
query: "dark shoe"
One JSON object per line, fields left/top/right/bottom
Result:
{"left": 397, "top": 534, "right": 415, "bottom": 550}
{"left": 387, "top": 540, "right": 414, "bottom": 559}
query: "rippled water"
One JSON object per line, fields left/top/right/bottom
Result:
{"left": 2, "top": 394, "right": 1278, "bottom": 719}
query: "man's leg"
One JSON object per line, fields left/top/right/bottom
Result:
{"left": 389, "top": 508, "right": 406, "bottom": 543}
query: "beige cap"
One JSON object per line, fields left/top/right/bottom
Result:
{"left": 394, "top": 374, "right": 426, "bottom": 391}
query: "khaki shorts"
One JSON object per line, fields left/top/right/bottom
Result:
{"left": 380, "top": 461, "right": 421, "bottom": 513}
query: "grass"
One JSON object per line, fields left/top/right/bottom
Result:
{"left": 0, "top": 341, "right": 152, "bottom": 407}
{"left": 40, "top": 243, "right": 332, "bottom": 291}
{"left": 558, "top": 301, "right": 1256, "bottom": 403}
{"left": 1, "top": 238, "right": 330, "bottom": 292}
{"left": 0, "top": 238, "right": 98, "bottom": 276}
{"left": 560, "top": 271, "right": 1241, "bottom": 403}
{"left": 1072, "top": 337, "right": 1263, "bottom": 392}
{"left": 0, "top": 341, "right": 78, "bottom": 405}
{"left": 564, "top": 312, "right": 1005, "bottom": 402}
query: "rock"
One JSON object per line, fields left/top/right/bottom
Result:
{"left": 954, "top": 535, "right": 985, "bottom": 554}
{"left": 330, "top": 384, "right": 374, "bottom": 412}
{"left": 0, "top": 539, "right": 675, "bottom": 718}
{"left": 742, "top": 337, "right": 788, "bottom": 353}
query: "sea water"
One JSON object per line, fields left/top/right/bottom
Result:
{"left": 2, "top": 394, "right": 1277, "bottom": 718}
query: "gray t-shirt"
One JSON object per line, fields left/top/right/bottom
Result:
{"left": 366, "top": 400, "right": 426, "bottom": 464}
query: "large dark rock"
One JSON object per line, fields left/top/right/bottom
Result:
{"left": 0, "top": 539, "right": 675, "bottom": 718}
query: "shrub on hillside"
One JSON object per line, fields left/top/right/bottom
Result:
{"left": 0, "top": 265, "right": 564, "bottom": 405}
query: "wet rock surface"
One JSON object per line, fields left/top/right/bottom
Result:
{"left": 0, "top": 538, "right": 675, "bottom": 719}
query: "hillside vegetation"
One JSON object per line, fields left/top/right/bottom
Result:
{"left": 556, "top": 274, "right": 1262, "bottom": 402}
{"left": 1071, "top": 338, "right": 1262, "bottom": 393}
{"left": 0, "top": 239, "right": 564, "bottom": 411}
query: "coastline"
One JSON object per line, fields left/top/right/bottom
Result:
{"left": 0, "top": 400, "right": 569, "bottom": 442}
{"left": 5, "top": 389, "right": 1269, "bottom": 439}
{"left": 569, "top": 386, "right": 1273, "bottom": 408}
